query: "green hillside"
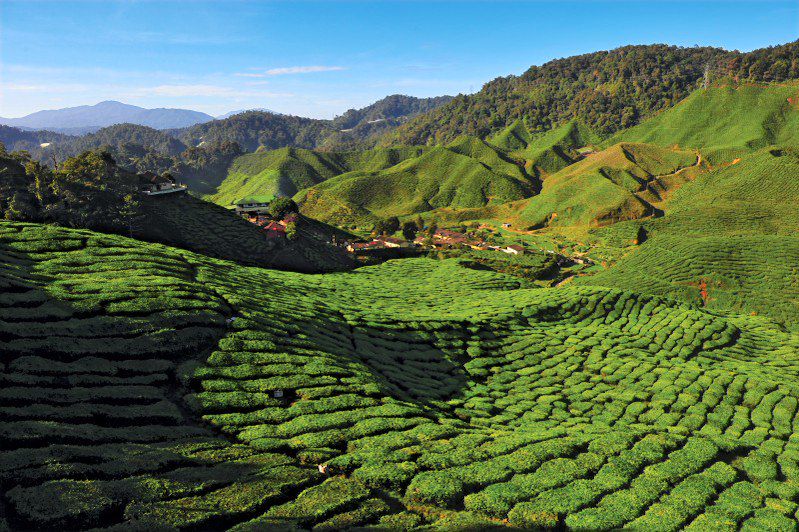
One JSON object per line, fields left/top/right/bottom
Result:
{"left": 386, "top": 41, "right": 799, "bottom": 146}
{"left": 295, "top": 137, "right": 535, "bottom": 226}
{"left": 490, "top": 120, "right": 601, "bottom": 177}
{"left": 607, "top": 84, "right": 799, "bottom": 163}
{"left": 580, "top": 147, "right": 799, "bottom": 325}
{"left": 6, "top": 221, "right": 799, "bottom": 530}
{"left": 207, "top": 146, "right": 426, "bottom": 206}
{"left": 515, "top": 143, "right": 698, "bottom": 228}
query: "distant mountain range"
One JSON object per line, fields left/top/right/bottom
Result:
{"left": 0, "top": 101, "right": 215, "bottom": 133}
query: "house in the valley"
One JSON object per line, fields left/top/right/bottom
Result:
{"left": 139, "top": 172, "right": 187, "bottom": 196}
{"left": 261, "top": 221, "right": 287, "bottom": 239}
{"left": 503, "top": 244, "right": 526, "bottom": 255}
{"left": 233, "top": 195, "right": 275, "bottom": 216}
{"left": 347, "top": 240, "right": 384, "bottom": 252}
{"left": 376, "top": 236, "right": 411, "bottom": 248}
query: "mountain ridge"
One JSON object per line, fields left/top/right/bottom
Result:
{"left": 0, "top": 100, "right": 215, "bottom": 132}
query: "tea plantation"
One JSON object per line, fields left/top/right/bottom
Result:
{"left": 5, "top": 220, "right": 799, "bottom": 530}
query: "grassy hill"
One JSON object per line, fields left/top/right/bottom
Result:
{"left": 489, "top": 120, "right": 601, "bottom": 177}
{"left": 206, "top": 146, "right": 426, "bottom": 206}
{"left": 415, "top": 142, "right": 700, "bottom": 231}
{"left": 606, "top": 83, "right": 799, "bottom": 164}
{"left": 579, "top": 146, "right": 799, "bottom": 325}
{"left": 295, "top": 136, "right": 535, "bottom": 226}
{"left": 5, "top": 220, "right": 799, "bottom": 530}
{"left": 514, "top": 143, "right": 698, "bottom": 228}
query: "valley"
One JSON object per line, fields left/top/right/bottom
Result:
{"left": 3, "top": 34, "right": 799, "bottom": 530}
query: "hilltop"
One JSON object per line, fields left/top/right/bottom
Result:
{"left": 0, "top": 147, "right": 353, "bottom": 273}
{"left": 179, "top": 94, "right": 453, "bottom": 152}
{"left": 385, "top": 41, "right": 799, "bottom": 146}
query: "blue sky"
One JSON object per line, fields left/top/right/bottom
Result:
{"left": 1, "top": 0, "right": 797, "bottom": 119}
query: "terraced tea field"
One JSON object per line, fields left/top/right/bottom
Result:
{"left": 5, "top": 221, "right": 799, "bottom": 530}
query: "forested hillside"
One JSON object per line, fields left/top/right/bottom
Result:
{"left": 386, "top": 41, "right": 799, "bottom": 145}
{"left": 179, "top": 94, "right": 453, "bottom": 152}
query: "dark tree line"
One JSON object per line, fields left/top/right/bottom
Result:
{"left": 0, "top": 143, "right": 148, "bottom": 234}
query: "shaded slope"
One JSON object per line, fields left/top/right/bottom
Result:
{"left": 139, "top": 193, "right": 354, "bottom": 273}
{"left": 5, "top": 222, "right": 799, "bottom": 529}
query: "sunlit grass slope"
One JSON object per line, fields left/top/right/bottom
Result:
{"left": 490, "top": 120, "right": 602, "bottom": 177}
{"left": 208, "top": 146, "right": 427, "bottom": 205}
{"left": 5, "top": 220, "right": 799, "bottom": 529}
{"left": 512, "top": 142, "right": 697, "bottom": 228}
{"left": 295, "top": 136, "right": 535, "bottom": 226}
{"left": 581, "top": 147, "right": 799, "bottom": 325}
{"left": 606, "top": 83, "right": 799, "bottom": 164}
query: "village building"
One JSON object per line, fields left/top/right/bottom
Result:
{"left": 375, "top": 236, "right": 411, "bottom": 248}
{"left": 503, "top": 244, "right": 526, "bottom": 255}
{"left": 233, "top": 195, "right": 275, "bottom": 216}
{"left": 347, "top": 240, "right": 385, "bottom": 252}
{"left": 139, "top": 172, "right": 187, "bottom": 196}
{"left": 260, "top": 220, "right": 286, "bottom": 239}
{"left": 432, "top": 229, "right": 469, "bottom": 248}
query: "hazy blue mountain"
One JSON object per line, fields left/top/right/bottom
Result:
{"left": 0, "top": 101, "right": 214, "bottom": 132}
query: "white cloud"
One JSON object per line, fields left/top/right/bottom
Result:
{"left": 234, "top": 72, "right": 268, "bottom": 78}
{"left": 265, "top": 65, "right": 347, "bottom": 76}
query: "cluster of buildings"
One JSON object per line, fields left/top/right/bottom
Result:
{"left": 416, "top": 228, "right": 527, "bottom": 255}
{"left": 345, "top": 228, "right": 528, "bottom": 256}
{"left": 346, "top": 236, "right": 411, "bottom": 252}
{"left": 247, "top": 212, "right": 298, "bottom": 239}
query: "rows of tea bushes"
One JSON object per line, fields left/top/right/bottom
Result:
{"left": 5, "top": 221, "right": 799, "bottom": 529}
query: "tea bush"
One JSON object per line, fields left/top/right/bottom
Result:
{"left": 6, "top": 220, "right": 799, "bottom": 529}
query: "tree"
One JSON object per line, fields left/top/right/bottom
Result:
{"left": 402, "top": 220, "right": 418, "bottom": 241}
{"left": 117, "top": 193, "right": 142, "bottom": 238}
{"left": 285, "top": 221, "right": 298, "bottom": 240}
{"left": 374, "top": 216, "right": 400, "bottom": 235}
{"left": 268, "top": 196, "right": 298, "bottom": 220}
{"left": 4, "top": 192, "right": 35, "bottom": 221}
